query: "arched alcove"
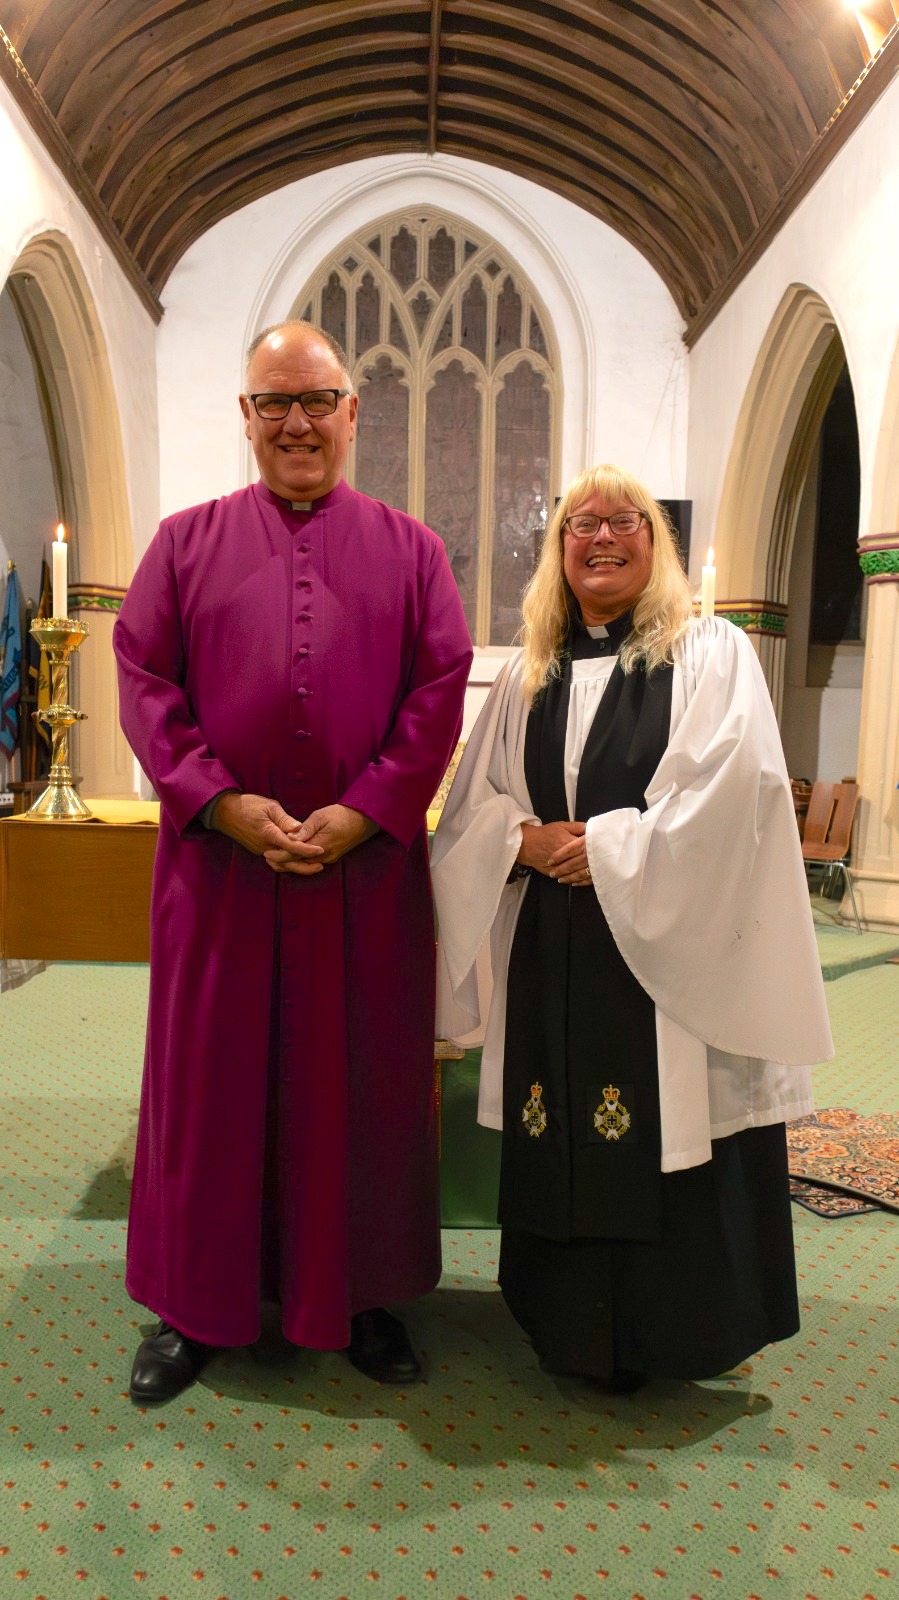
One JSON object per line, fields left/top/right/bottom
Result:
{"left": 714, "top": 285, "right": 855, "bottom": 718}
{"left": 4, "top": 233, "right": 135, "bottom": 796}
{"left": 778, "top": 355, "right": 864, "bottom": 781}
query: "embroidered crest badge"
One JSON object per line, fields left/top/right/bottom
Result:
{"left": 522, "top": 1082, "right": 548, "bottom": 1139}
{"left": 593, "top": 1083, "right": 632, "bottom": 1141}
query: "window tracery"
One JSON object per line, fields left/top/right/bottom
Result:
{"left": 291, "top": 209, "right": 559, "bottom": 645}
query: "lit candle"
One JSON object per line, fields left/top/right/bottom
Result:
{"left": 701, "top": 545, "right": 716, "bottom": 619}
{"left": 52, "top": 523, "right": 68, "bottom": 618}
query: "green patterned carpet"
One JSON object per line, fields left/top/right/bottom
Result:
{"left": 1, "top": 960, "right": 897, "bottom": 1600}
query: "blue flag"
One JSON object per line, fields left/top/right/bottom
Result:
{"left": 0, "top": 567, "right": 23, "bottom": 760}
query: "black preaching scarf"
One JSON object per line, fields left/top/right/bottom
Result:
{"left": 500, "top": 617, "right": 674, "bottom": 1242}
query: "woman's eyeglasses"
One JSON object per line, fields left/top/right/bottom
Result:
{"left": 563, "top": 512, "right": 648, "bottom": 538}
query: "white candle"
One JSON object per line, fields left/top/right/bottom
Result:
{"left": 52, "top": 523, "right": 68, "bottom": 618}
{"left": 701, "top": 545, "right": 716, "bottom": 618}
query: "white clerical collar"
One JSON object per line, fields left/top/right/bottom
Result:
{"left": 586, "top": 624, "right": 609, "bottom": 639}
{"left": 290, "top": 501, "right": 313, "bottom": 512}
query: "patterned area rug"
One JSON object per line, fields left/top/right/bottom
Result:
{"left": 788, "top": 1177, "right": 879, "bottom": 1218}
{"left": 787, "top": 1106, "right": 899, "bottom": 1216}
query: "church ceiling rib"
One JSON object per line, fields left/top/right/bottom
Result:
{"left": 2, "top": 0, "right": 897, "bottom": 336}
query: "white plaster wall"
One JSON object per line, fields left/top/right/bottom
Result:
{"left": 688, "top": 72, "right": 899, "bottom": 558}
{"left": 157, "top": 153, "right": 688, "bottom": 531}
{"left": 0, "top": 82, "right": 159, "bottom": 565}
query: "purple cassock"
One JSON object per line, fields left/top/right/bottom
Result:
{"left": 113, "top": 479, "right": 472, "bottom": 1349}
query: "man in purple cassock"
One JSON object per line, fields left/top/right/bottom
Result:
{"left": 113, "top": 321, "right": 472, "bottom": 1403}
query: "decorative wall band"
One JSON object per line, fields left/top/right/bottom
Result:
{"left": 68, "top": 584, "right": 127, "bottom": 614}
{"left": 858, "top": 533, "right": 899, "bottom": 584}
{"left": 701, "top": 599, "right": 788, "bottom": 636}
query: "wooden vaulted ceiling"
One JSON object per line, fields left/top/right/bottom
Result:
{"left": 2, "top": 1, "right": 898, "bottom": 336}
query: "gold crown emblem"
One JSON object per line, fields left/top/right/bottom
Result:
{"left": 594, "top": 1082, "right": 631, "bottom": 1141}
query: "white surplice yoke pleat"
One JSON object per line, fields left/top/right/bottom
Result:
{"left": 432, "top": 617, "right": 834, "bottom": 1173}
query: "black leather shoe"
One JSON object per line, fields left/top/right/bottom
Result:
{"left": 346, "top": 1308, "right": 422, "bottom": 1383}
{"left": 129, "top": 1321, "right": 217, "bottom": 1404}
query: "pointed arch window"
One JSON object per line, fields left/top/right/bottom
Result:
{"left": 293, "top": 209, "right": 559, "bottom": 645}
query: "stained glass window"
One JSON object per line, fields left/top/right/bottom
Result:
{"left": 320, "top": 271, "right": 346, "bottom": 353}
{"left": 355, "top": 272, "right": 380, "bottom": 356}
{"left": 428, "top": 227, "right": 455, "bottom": 291}
{"left": 425, "top": 362, "right": 482, "bottom": 636}
{"left": 495, "top": 277, "right": 523, "bottom": 359}
{"left": 460, "top": 277, "right": 487, "bottom": 363}
{"left": 492, "top": 362, "right": 552, "bottom": 643}
{"left": 290, "top": 210, "right": 558, "bottom": 646}
{"left": 355, "top": 354, "right": 410, "bottom": 514}
{"left": 389, "top": 306, "right": 409, "bottom": 356}
{"left": 389, "top": 227, "right": 417, "bottom": 290}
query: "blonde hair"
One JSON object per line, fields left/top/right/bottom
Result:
{"left": 520, "top": 463, "right": 694, "bottom": 702}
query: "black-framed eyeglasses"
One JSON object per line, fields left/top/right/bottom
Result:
{"left": 562, "top": 511, "right": 648, "bottom": 538}
{"left": 247, "top": 389, "right": 352, "bottom": 420}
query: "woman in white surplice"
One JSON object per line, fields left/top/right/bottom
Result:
{"left": 432, "top": 463, "right": 833, "bottom": 1391}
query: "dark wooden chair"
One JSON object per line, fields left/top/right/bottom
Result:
{"left": 790, "top": 778, "right": 813, "bottom": 839}
{"left": 801, "top": 781, "right": 862, "bottom": 934}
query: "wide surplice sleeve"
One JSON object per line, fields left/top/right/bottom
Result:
{"left": 585, "top": 617, "right": 834, "bottom": 1068}
{"left": 113, "top": 520, "right": 241, "bottom": 835}
{"left": 431, "top": 655, "right": 539, "bottom": 1122}
{"left": 338, "top": 539, "right": 473, "bottom": 848}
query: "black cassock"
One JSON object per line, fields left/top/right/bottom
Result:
{"left": 499, "top": 620, "right": 799, "bottom": 1381}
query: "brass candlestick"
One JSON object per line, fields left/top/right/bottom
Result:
{"left": 26, "top": 617, "right": 92, "bottom": 820}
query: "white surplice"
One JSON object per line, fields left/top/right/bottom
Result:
{"left": 431, "top": 616, "right": 834, "bottom": 1173}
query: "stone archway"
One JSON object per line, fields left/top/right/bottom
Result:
{"left": 713, "top": 284, "right": 846, "bottom": 716}
{"left": 4, "top": 232, "right": 134, "bottom": 796}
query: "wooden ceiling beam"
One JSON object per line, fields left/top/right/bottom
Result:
{"left": 124, "top": 96, "right": 428, "bottom": 252}
{"left": 140, "top": 135, "right": 426, "bottom": 287}
{"left": 438, "top": 116, "right": 712, "bottom": 311}
{"left": 103, "top": 59, "right": 425, "bottom": 224}
{"left": 28, "top": 0, "right": 423, "bottom": 115}
{"left": 437, "top": 127, "right": 704, "bottom": 317}
{"left": 428, "top": 0, "right": 443, "bottom": 154}
{"left": 109, "top": 53, "right": 737, "bottom": 276}
{"left": 436, "top": 87, "right": 733, "bottom": 275}
{"left": 0, "top": 23, "right": 162, "bottom": 322}
{"left": 686, "top": 26, "right": 899, "bottom": 343}
{"left": 2, "top": 1, "right": 893, "bottom": 332}
{"left": 57, "top": 11, "right": 429, "bottom": 178}
{"left": 437, "top": 55, "right": 754, "bottom": 250}
{"left": 648, "top": 0, "right": 832, "bottom": 134}
{"left": 445, "top": 17, "right": 787, "bottom": 207}
{"left": 453, "top": 0, "right": 810, "bottom": 169}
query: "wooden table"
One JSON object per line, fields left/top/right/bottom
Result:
{"left": 0, "top": 801, "right": 159, "bottom": 962}
{"left": 0, "top": 804, "right": 445, "bottom": 965}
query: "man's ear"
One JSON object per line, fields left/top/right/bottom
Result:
{"left": 239, "top": 393, "right": 252, "bottom": 437}
{"left": 347, "top": 391, "right": 359, "bottom": 442}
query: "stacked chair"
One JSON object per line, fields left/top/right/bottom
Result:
{"left": 799, "top": 780, "right": 862, "bottom": 934}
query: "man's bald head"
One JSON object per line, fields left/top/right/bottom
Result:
{"left": 245, "top": 321, "right": 352, "bottom": 390}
